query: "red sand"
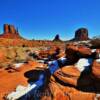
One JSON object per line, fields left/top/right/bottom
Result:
{"left": 0, "top": 61, "right": 41, "bottom": 100}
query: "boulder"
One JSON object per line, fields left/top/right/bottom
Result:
{"left": 54, "top": 65, "right": 80, "bottom": 86}
{"left": 54, "top": 62, "right": 94, "bottom": 88}
{"left": 65, "top": 45, "right": 79, "bottom": 64}
{"left": 65, "top": 44, "right": 93, "bottom": 59}
{"left": 92, "top": 60, "right": 100, "bottom": 79}
{"left": 77, "top": 46, "right": 92, "bottom": 57}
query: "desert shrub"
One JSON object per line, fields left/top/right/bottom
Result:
{"left": 6, "top": 47, "right": 16, "bottom": 60}
{"left": 13, "top": 47, "right": 27, "bottom": 62}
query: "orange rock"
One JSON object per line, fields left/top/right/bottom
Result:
{"left": 48, "top": 81, "right": 69, "bottom": 100}
{"left": 0, "top": 61, "right": 40, "bottom": 100}
{"left": 92, "top": 60, "right": 100, "bottom": 79}
{"left": 66, "top": 44, "right": 92, "bottom": 58}
{"left": 0, "top": 24, "right": 22, "bottom": 39}
{"left": 78, "top": 46, "right": 92, "bottom": 57}
{"left": 41, "top": 80, "right": 96, "bottom": 100}
{"left": 54, "top": 66, "right": 80, "bottom": 86}
{"left": 65, "top": 47, "right": 79, "bottom": 64}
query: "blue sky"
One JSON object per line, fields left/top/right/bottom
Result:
{"left": 0, "top": 0, "right": 100, "bottom": 40}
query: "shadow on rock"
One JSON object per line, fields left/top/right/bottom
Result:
{"left": 24, "top": 68, "right": 51, "bottom": 86}
{"left": 77, "top": 70, "right": 100, "bottom": 93}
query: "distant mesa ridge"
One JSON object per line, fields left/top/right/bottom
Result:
{"left": 0, "top": 24, "right": 90, "bottom": 41}
{"left": 0, "top": 24, "right": 23, "bottom": 39}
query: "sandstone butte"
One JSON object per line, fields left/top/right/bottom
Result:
{"left": 71, "top": 28, "right": 90, "bottom": 41}
{"left": 0, "top": 24, "right": 22, "bottom": 39}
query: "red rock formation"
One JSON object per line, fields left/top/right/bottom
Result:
{"left": 0, "top": 61, "right": 41, "bottom": 100}
{"left": 0, "top": 24, "right": 23, "bottom": 39}
{"left": 71, "top": 28, "right": 89, "bottom": 41}
{"left": 65, "top": 43, "right": 92, "bottom": 59}
{"left": 53, "top": 34, "right": 62, "bottom": 42}
{"left": 92, "top": 60, "right": 100, "bottom": 79}
{"left": 41, "top": 77, "right": 96, "bottom": 100}
{"left": 54, "top": 65, "right": 80, "bottom": 86}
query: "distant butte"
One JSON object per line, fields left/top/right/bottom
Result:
{"left": 0, "top": 24, "right": 23, "bottom": 39}
{"left": 71, "top": 28, "right": 90, "bottom": 41}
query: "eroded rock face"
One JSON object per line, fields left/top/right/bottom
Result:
{"left": 74, "top": 28, "right": 89, "bottom": 41}
{"left": 0, "top": 24, "right": 22, "bottom": 39}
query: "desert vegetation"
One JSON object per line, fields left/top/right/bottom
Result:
{"left": 90, "top": 36, "right": 100, "bottom": 48}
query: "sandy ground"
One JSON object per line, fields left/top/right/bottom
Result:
{"left": 0, "top": 61, "right": 42, "bottom": 100}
